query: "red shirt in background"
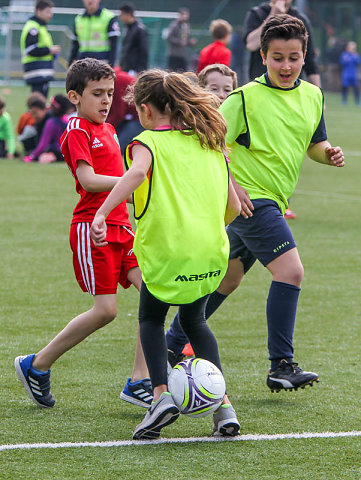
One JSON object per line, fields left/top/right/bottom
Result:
{"left": 197, "top": 41, "right": 232, "bottom": 73}
{"left": 106, "top": 66, "right": 138, "bottom": 129}
{"left": 60, "top": 116, "right": 131, "bottom": 228}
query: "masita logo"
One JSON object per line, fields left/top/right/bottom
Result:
{"left": 175, "top": 270, "right": 221, "bottom": 282}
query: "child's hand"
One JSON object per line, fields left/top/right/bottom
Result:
{"left": 326, "top": 146, "right": 345, "bottom": 167}
{"left": 90, "top": 213, "right": 108, "bottom": 247}
{"left": 235, "top": 185, "right": 254, "bottom": 219}
{"left": 272, "top": 0, "right": 288, "bottom": 14}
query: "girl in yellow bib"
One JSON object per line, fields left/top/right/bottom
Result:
{"left": 91, "top": 69, "right": 241, "bottom": 440}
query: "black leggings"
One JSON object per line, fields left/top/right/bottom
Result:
{"left": 139, "top": 282, "right": 222, "bottom": 389}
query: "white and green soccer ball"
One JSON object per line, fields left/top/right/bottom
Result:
{"left": 168, "top": 357, "right": 226, "bottom": 417}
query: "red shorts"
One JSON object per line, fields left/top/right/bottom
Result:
{"left": 70, "top": 223, "right": 138, "bottom": 295}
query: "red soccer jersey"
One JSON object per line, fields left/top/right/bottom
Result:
{"left": 197, "top": 41, "right": 232, "bottom": 73}
{"left": 60, "top": 117, "right": 131, "bottom": 227}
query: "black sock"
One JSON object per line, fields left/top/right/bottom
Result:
{"left": 267, "top": 280, "right": 300, "bottom": 371}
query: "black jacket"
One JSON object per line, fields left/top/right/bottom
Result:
{"left": 120, "top": 20, "right": 149, "bottom": 72}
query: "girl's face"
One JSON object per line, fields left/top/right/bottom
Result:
{"left": 205, "top": 71, "right": 234, "bottom": 103}
{"left": 261, "top": 38, "right": 305, "bottom": 89}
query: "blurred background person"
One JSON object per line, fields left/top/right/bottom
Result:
{"left": 106, "top": 66, "right": 143, "bottom": 155}
{"left": 325, "top": 36, "right": 345, "bottom": 92}
{"left": 340, "top": 41, "right": 361, "bottom": 105}
{"left": 68, "top": 0, "right": 119, "bottom": 66}
{"left": 244, "top": 0, "right": 321, "bottom": 87}
{"left": 230, "top": 28, "right": 247, "bottom": 87}
{"left": 166, "top": 7, "right": 196, "bottom": 72}
{"left": 0, "top": 97, "right": 15, "bottom": 159}
{"left": 23, "top": 94, "right": 70, "bottom": 163}
{"left": 20, "top": 0, "right": 61, "bottom": 98}
{"left": 17, "top": 92, "right": 47, "bottom": 155}
{"left": 119, "top": 2, "right": 149, "bottom": 75}
{"left": 197, "top": 19, "right": 232, "bottom": 74}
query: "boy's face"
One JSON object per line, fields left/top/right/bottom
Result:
{"left": 261, "top": 38, "right": 305, "bottom": 89}
{"left": 205, "top": 71, "right": 234, "bottom": 103}
{"left": 69, "top": 77, "right": 114, "bottom": 124}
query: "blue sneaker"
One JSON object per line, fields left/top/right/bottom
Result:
{"left": 120, "top": 377, "right": 153, "bottom": 408}
{"left": 133, "top": 392, "right": 179, "bottom": 440}
{"left": 14, "top": 354, "right": 55, "bottom": 408}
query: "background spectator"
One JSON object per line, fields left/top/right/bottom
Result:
{"left": 107, "top": 66, "right": 143, "bottom": 155}
{"left": 24, "top": 94, "right": 70, "bottom": 163}
{"left": 119, "top": 2, "right": 149, "bottom": 75}
{"left": 325, "top": 36, "right": 346, "bottom": 92}
{"left": 167, "top": 7, "right": 195, "bottom": 72}
{"left": 68, "top": 0, "right": 119, "bottom": 66}
{"left": 244, "top": 0, "right": 321, "bottom": 86}
{"left": 20, "top": 0, "right": 61, "bottom": 98}
{"left": 17, "top": 92, "right": 47, "bottom": 154}
{"left": 28, "top": 95, "right": 50, "bottom": 145}
{"left": 0, "top": 97, "right": 15, "bottom": 159}
{"left": 340, "top": 41, "right": 360, "bottom": 105}
{"left": 197, "top": 19, "right": 232, "bottom": 74}
{"left": 230, "top": 28, "right": 247, "bottom": 86}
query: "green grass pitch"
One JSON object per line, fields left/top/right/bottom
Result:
{"left": 0, "top": 85, "right": 360, "bottom": 479}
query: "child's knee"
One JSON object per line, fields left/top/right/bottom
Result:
{"left": 96, "top": 305, "right": 117, "bottom": 325}
{"left": 282, "top": 264, "right": 304, "bottom": 286}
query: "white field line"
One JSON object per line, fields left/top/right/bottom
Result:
{"left": 1, "top": 431, "right": 361, "bottom": 451}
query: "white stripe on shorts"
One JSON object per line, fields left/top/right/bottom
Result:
{"left": 76, "top": 223, "right": 95, "bottom": 295}
{"left": 122, "top": 226, "right": 135, "bottom": 237}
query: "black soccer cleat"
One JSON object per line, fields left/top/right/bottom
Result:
{"left": 267, "top": 359, "right": 319, "bottom": 393}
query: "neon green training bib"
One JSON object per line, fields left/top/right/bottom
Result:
{"left": 126, "top": 129, "right": 230, "bottom": 304}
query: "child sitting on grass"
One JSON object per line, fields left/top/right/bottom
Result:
{"left": 0, "top": 97, "right": 15, "bottom": 159}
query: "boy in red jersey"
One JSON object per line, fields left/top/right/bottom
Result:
{"left": 15, "top": 58, "right": 152, "bottom": 409}
{"left": 197, "top": 19, "right": 233, "bottom": 74}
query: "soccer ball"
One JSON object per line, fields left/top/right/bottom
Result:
{"left": 168, "top": 357, "right": 225, "bottom": 417}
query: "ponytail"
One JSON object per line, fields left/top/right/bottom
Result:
{"left": 127, "top": 69, "right": 227, "bottom": 152}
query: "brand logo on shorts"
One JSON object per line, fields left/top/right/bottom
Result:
{"left": 174, "top": 270, "right": 221, "bottom": 282}
{"left": 273, "top": 241, "right": 290, "bottom": 253}
{"left": 127, "top": 248, "right": 134, "bottom": 256}
{"left": 92, "top": 137, "right": 103, "bottom": 148}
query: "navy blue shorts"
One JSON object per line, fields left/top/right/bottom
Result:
{"left": 226, "top": 199, "right": 296, "bottom": 273}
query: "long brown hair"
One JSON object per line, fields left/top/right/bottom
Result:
{"left": 127, "top": 69, "right": 227, "bottom": 152}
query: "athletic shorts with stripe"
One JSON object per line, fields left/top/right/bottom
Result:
{"left": 70, "top": 223, "right": 139, "bottom": 295}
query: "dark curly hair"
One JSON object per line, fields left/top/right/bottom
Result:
{"left": 66, "top": 58, "right": 116, "bottom": 95}
{"left": 261, "top": 14, "right": 308, "bottom": 56}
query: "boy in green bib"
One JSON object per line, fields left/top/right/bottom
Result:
{"left": 91, "top": 69, "right": 241, "bottom": 439}
{"left": 166, "top": 14, "right": 345, "bottom": 393}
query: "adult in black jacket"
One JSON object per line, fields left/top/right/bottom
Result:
{"left": 119, "top": 3, "right": 149, "bottom": 74}
{"left": 244, "top": 0, "right": 321, "bottom": 86}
